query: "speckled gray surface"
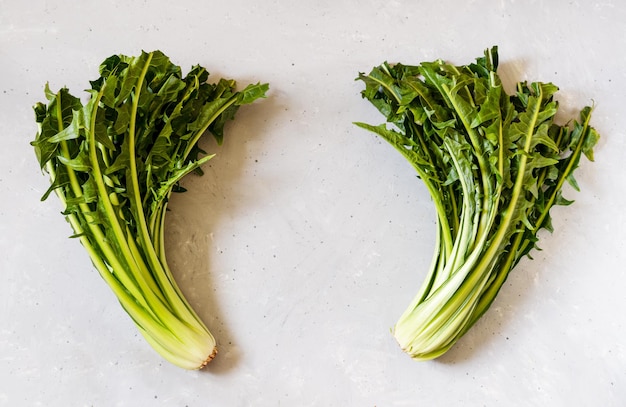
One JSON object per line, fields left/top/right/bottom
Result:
{"left": 1, "top": 0, "right": 625, "bottom": 405}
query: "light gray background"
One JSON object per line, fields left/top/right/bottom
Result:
{"left": 1, "top": 0, "right": 625, "bottom": 406}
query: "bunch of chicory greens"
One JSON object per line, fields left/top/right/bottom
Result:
{"left": 356, "top": 47, "right": 598, "bottom": 360}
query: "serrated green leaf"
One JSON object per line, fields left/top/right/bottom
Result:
{"left": 555, "top": 190, "right": 575, "bottom": 206}
{"left": 238, "top": 82, "right": 270, "bottom": 105}
{"left": 583, "top": 127, "right": 600, "bottom": 161}
{"left": 566, "top": 171, "right": 580, "bottom": 191}
{"left": 57, "top": 149, "right": 92, "bottom": 172}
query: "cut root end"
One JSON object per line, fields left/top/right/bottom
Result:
{"left": 198, "top": 346, "right": 218, "bottom": 369}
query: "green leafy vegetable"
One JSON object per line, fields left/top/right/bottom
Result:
{"left": 355, "top": 47, "right": 599, "bottom": 360}
{"left": 32, "top": 50, "right": 268, "bottom": 369}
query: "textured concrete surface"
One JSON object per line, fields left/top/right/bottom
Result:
{"left": 1, "top": 0, "right": 625, "bottom": 405}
